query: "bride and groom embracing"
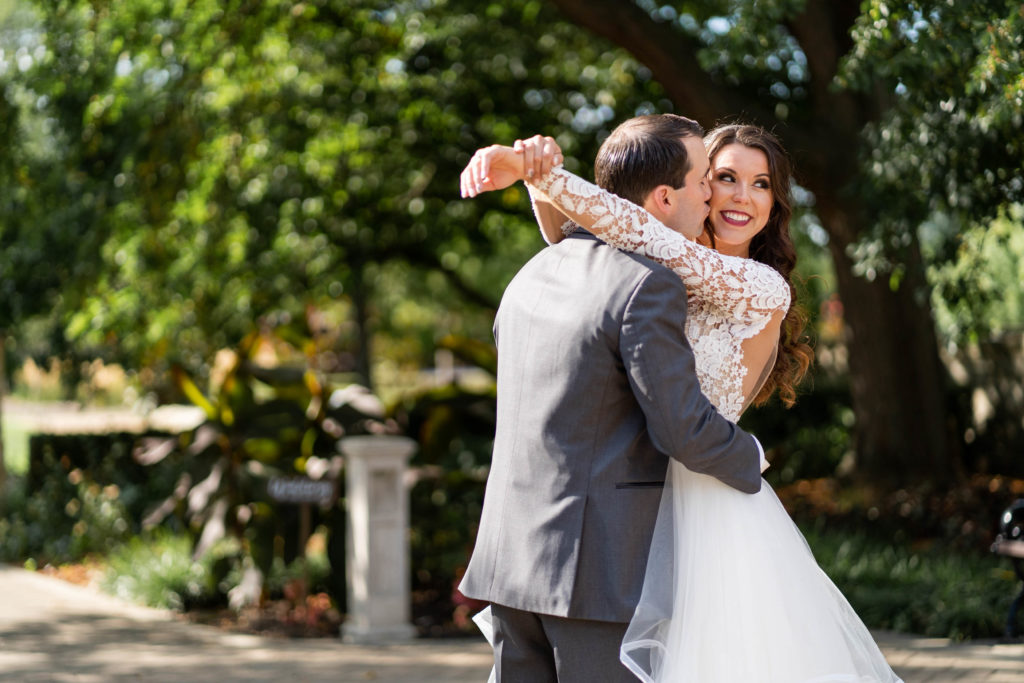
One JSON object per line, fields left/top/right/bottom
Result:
{"left": 457, "top": 113, "right": 902, "bottom": 682}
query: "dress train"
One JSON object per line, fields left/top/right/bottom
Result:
{"left": 619, "top": 461, "right": 903, "bottom": 682}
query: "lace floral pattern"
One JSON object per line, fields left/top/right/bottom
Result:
{"left": 528, "top": 168, "right": 791, "bottom": 421}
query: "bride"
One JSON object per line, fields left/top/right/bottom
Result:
{"left": 463, "top": 122, "right": 901, "bottom": 682}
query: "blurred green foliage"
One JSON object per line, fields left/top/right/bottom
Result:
{"left": 742, "top": 376, "right": 855, "bottom": 487}
{"left": 0, "top": 0, "right": 673, "bottom": 396}
{"left": 842, "top": 0, "right": 1023, "bottom": 258}
{"left": 100, "top": 530, "right": 219, "bottom": 611}
{"left": 134, "top": 323, "right": 395, "bottom": 608}
{"left": 0, "top": 411, "right": 31, "bottom": 475}
{"left": 806, "top": 522, "right": 1011, "bottom": 641}
{"left": 0, "top": 432, "right": 161, "bottom": 562}
{"left": 396, "top": 335, "right": 497, "bottom": 631}
{"left": 927, "top": 205, "right": 1024, "bottom": 345}
{"left": 0, "top": 0, "right": 1021, "bottom": 481}
{"left": 98, "top": 524, "right": 333, "bottom": 626}
{"left": 0, "top": 0, "right": 1022, "bottom": 637}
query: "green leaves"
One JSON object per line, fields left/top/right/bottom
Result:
{"left": 2, "top": 0, "right": 676, "bottom": 393}
{"left": 845, "top": 0, "right": 1023, "bottom": 236}
{"left": 928, "top": 205, "right": 1024, "bottom": 344}
{"left": 3, "top": 0, "right": 1021, "bottom": 484}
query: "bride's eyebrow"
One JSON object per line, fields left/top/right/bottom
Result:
{"left": 716, "top": 162, "right": 770, "bottom": 179}
{"left": 716, "top": 166, "right": 771, "bottom": 182}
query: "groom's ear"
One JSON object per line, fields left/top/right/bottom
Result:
{"left": 642, "top": 184, "right": 673, "bottom": 219}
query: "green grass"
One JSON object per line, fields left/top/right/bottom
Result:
{"left": 804, "top": 522, "right": 1012, "bottom": 641}
{"left": 99, "top": 529, "right": 335, "bottom": 612}
{"left": 100, "top": 531, "right": 219, "bottom": 610}
{"left": 0, "top": 0, "right": 15, "bottom": 24}
{"left": 1, "top": 411, "right": 31, "bottom": 476}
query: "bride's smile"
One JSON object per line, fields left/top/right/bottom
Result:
{"left": 708, "top": 143, "right": 774, "bottom": 257}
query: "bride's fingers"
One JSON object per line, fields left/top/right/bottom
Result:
{"left": 479, "top": 149, "right": 496, "bottom": 192}
{"left": 512, "top": 139, "right": 526, "bottom": 184}
{"left": 461, "top": 149, "right": 487, "bottom": 197}
{"left": 539, "top": 136, "right": 558, "bottom": 176}
{"left": 480, "top": 147, "right": 500, "bottom": 191}
{"left": 550, "top": 137, "right": 563, "bottom": 169}
{"left": 531, "top": 134, "right": 550, "bottom": 179}
{"left": 465, "top": 154, "right": 481, "bottom": 197}
{"left": 468, "top": 154, "right": 482, "bottom": 195}
{"left": 461, "top": 153, "right": 479, "bottom": 197}
{"left": 460, "top": 161, "right": 473, "bottom": 198}
{"left": 521, "top": 138, "right": 537, "bottom": 180}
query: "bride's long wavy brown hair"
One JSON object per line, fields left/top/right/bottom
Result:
{"left": 703, "top": 124, "right": 813, "bottom": 408}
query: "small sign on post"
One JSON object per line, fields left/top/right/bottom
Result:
{"left": 267, "top": 476, "right": 337, "bottom": 508}
{"left": 267, "top": 476, "right": 338, "bottom": 583}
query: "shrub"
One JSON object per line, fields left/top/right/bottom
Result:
{"left": 99, "top": 528, "right": 335, "bottom": 615}
{"left": 804, "top": 520, "right": 1011, "bottom": 640}
{"left": 0, "top": 460, "right": 137, "bottom": 564}
{"left": 100, "top": 530, "right": 217, "bottom": 611}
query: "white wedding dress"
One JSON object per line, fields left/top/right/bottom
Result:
{"left": 474, "top": 167, "right": 902, "bottom": 682}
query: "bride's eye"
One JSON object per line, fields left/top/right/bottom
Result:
{"left": 715, "top": 172, "right": 735, "bottom": 183}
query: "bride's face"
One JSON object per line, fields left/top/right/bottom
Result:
{"left": 707, "top": 143, "right": 774, "bottom": 258}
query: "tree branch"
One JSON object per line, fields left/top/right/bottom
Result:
{"left": 546, "top": 0, "right": 872, "bottom": 191}
{"left": 547, "top": 0, "right": 775, "bottom": 127}
{"left": 382, "top": 245, "right": 501, "bottom": 313}
{"left": 785, "top": 0, "right": 867, "bottom": 130}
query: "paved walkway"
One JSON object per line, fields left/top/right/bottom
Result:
{"left": 1, "top": 564, "right": 1023, "bottom": 682}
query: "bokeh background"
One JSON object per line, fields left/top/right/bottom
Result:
{"left": 0, "top": 0, "right": 1022, "bottom": 640}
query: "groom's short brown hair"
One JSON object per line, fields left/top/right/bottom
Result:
{"left": 594, "top": 114, "right": 704, "bottom": 206}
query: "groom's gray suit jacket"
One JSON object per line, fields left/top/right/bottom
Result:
{"left": 459, "top": 231, "right": 762, "bottom": 624}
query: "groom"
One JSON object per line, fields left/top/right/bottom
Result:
{"left": 459, "top": 114, "right": 765, "bottom": 682}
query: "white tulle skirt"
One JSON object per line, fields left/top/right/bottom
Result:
{"left": 473, "top": 461, "right": 901, "bottom": 682}
{"left": 474, "top": 608, "right": 498, "bottom": 683}
{"left": 619, "top": 460, "right": 903, "bottom": 682}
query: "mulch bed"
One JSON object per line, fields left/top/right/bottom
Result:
{"left": 179, "top": 592, "right": 344, "bottom": 638}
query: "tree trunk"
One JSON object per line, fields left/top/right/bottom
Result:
{"left": 817, "top": 204, "right": 957, "bottom": 484}
{"left": 351, "top": 267, "right": 374, "bottom": 391}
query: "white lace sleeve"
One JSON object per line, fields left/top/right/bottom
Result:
{"left": 528, "top": 185, "right": 575, "bottom": 245}
{"left": 528, "top": 167, "right": 791, "bottom": 338}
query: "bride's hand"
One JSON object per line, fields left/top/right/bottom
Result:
{"left": 514, "top": 135, "right": 562, "bottom": 181}
{"left": 460, "top": 144, "right": 526, "bottom": 198}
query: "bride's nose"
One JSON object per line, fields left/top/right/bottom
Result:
{"left": 732, "top": 183, "right": 750, "bottom": 203}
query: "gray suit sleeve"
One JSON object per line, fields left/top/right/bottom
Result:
{"left": 621, "top": 267, "right": 762, "bottom": 494}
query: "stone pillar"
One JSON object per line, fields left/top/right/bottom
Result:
{"left": 339, "top": 435, "right": 418, "bottom": 643}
